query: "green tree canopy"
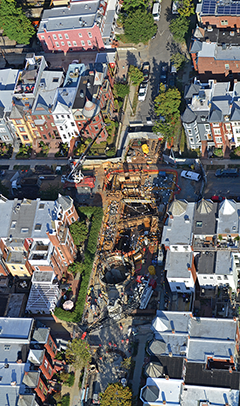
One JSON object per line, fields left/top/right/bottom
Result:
{"left": 124, "top": 8, "right": 157, "bottom": 44}
{"left": 169, "top": 15, "right": 189, "bottom": 43}
{"left": 114, "top": 83, "right": 130, "bottom": 99}
{"left": 153, "top": 84, "right": 181, "bottom": 142}
{"left": 122, "top": 0, "right": 147, "bottom": 11}
{"left": 128, "top": 65, "right": 144, "bottom": 86}
{"left": 69, "top": 220, "right": 88, "bottom": 245}
{"left": 66, "top": 338, "right": 91, "bottom": 370}
{"left": 0, "top": 0, "right": 35, "bottom": 44}
{"left": 170, "top": 52, "right": 186, "bottom": 71}
{"left": 178, "top": 0, "right": 195, "bottom": 17}
{"left": 100, "top": 383, "right": 132, "bottom": 406}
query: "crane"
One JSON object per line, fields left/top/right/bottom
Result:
{"left": 62, "top": 126, "right": 105, "bottom": 189}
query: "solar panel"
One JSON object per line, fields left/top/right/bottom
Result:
{"left": 217, "top": 1, "right": 240, "bottom": 15}
{"left": 202, "top": 0, "right": 216, "bottom": 14}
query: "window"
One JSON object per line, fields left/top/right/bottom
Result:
{"left": 78, "top": 33, "right": 82, "bottom": 37}
{"left": 16, "top": 120, "right": 22, "bottom": 125}
{"left": 215, "top": 136, "right": 222, "bottom": 143}
{"left": 59, "top": 34, "right": 63, "bottom": 39}
{"left": 11, "top": 221, "right": 17, "bottom": 229}
{"left": 221, "top": 20, "right": 228, "bottom": 25}
{"left": 21, "top": 228, "right": 29, "bottom": 233}
{"left": 61, "top": 42, "right": 65, "bottom": 46}
{"left": 212, "top": 123, "right": 219, "bottom": 127}
{"left": 35, "top": 224, "right": 42, "bottom": 231}
{"left": 71, "top": 217, "right": 75, "bottom": 222}
{"left": 81, "top": 40, "right": 85, "bottom": 46}
{"left": 214, "top": 128, "right": 221, "bottom": 135}
{"left": 236, "top": 128, "right": 240, "bottom": 134}
{"left": 189, "top": 138, "right": 194, "bottom": 143}
{"left": 19, "top": 127, "right": 25, "bottom": 132}
{"left": 65, "top": 33, "right": 69, "bottom": 39}
{"left": 48, "top": 366, "right": 52, "bottom": 376}
{"left": 225, "top": 63, "right": 230, "bottom": 70}
{"left": 68, "top": 209, "right": 71, "bottom": 215}
{"left": 237, "top": 137, "right": 240, "bottom": 143}
{"left": 55, "top": 42, "right": 60, "bottom": 47}
{"left": 39, "top": 382, "right": 43, "bottom": 391}
{"left": 4, "top": 345, "right": 10, "bottom": 351}
{"left": 217, "top": 276, "right": 221, "bottom": 280}
{"left": 188, "top": 129, "right": 192, "bottom": 134}
{"left": 71, "top": 122, "right": 75, "bottom": 126}
{"left": 51, "top": 123, "right": 55, "bottom": 127}
{"left": 225, "top": 123, "right": 231, "bottom": 130}
{"left": 31, "top": 123, "right": 35, "bottom": 128}
{"left": 43, "top": 388, "right": 47, "bottom": 396}
{"left": 176, "top": 286, "right": 180, "bottom": 290}
{"left": 204, "top": 124, "right": 210, "bottom": 130}
{"left": 40, "top": 127, "right": 43, "bottom": 131}
{"left": 88, "top": 32, "right": 92, "bottom": 38}
{"left": 196, "top": 221, "right": 202, "bottom": 227}
{"left": 67, "top": 41, "right": 71, "bottom": 46}
{"left": 95, "top": 125, "right": 99, "bottom": 130}
{"left": 53, "top": 34, "right": 57, "bottom": 40}
{"left": 87, "top": 40, "right": 92, "bottom": 46}
{"left": 49, "top": 338, "right": 53, "bottom": 348}
{"left": 41, "top": 36, "right": 45, "bottom": 39}
{"left": 44, "top": 359, "right": 48, "bottom": 369}
{"left": 73, "top": 41, "right": 77, "bottom": 46}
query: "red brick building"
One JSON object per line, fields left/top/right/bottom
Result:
{"left": 197, "top": 0, "right": 240, "bottom": 29}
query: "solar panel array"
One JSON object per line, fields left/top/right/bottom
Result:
{"left": 202, "top": 0, "right": 240, "bottom": 15}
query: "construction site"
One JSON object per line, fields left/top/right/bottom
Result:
{"left": 83, "top": 167, "right": 180, "bottom": 329}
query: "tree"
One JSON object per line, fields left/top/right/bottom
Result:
{"left": 0, "top": 0, "right": 35, "bottom": 44}
{"left": 69, "top": 220, "right": 88, "bottom": 245}
{"left": 169, "top": 15, "right": 189, "bottom": 43}
{"left": 100, "top": 383, "right": 132, "bottom": 406}
{"left": 170, "top": 52, "right": 186, "bottom": 71}
{"left": 66, "top": 338, "right": 91, "bottom": 370}
{"left": 124, "top": 8, "right": 157, "bottom": 44}
{"left": 153, "top": 84, "right": 181, "bottom": 142}
{"left": 128, "top": 65, "right": 144, "bottom": 86}
{"left": 123, "top": 0, "right": 147, "bottom": 12}
{"left": 114, "top": 83, "right": 130, "bottom": 99}
{"left": 121, "top": 356, "right": 132, "bottom": 371}
{"left": 178, "top": 0, "right": 195, "bottom": 17}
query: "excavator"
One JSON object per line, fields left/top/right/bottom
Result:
{"left": 62, "top": 126, "right": 104, "bottom": 189}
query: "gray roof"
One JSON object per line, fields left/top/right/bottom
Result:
{"left": 190, "top": 40, "right": 203, "bottom": 54}
{"left": 0, "top": 317, "right": 33, "bottom": 342}
{"left": 181, "top": 107, "right": 196, "bottom": 124}
{"left": 165, "top": 251, "right": 193, "bottom": 279}
{"left": 38, "top": 1, "right": 99, "bottom": 33}
{"left": 181, "top": 385, "right": 239, "bottom": 406}
{"left": 141, "top": 384, "right": 159, "bottom": 402}
{"left": 217, "top": 199, "right": 240, "bottom": 235}
{"left": 189, "top": 316, "right": 236, "bottom": 340}
{"left": 184, "top": 83, "right": 201, "bottom": 99}
{"left": 195, "top": 251, "right": 216, "bottom": 274}
{"left": 168, "top": 199, "right": 187, "bottom": 216}
{"left": 32, "top": 326, "right": 49, "bottom": 344}
{"left": 22, "top": 371, "right": 39, "bottom": 388}
{"left": 0, "top": 196, "right": 14, "bottom": 238}
{"left": 144, "top": 361, "right": 164, "bottom": 378}
{"left": 17, "top": 395, "right": 36, "bottom": 406}
{"left": 162, "top": 202, "right": 195, "bottom": 246}
{"left": 27, "top": 349, "right": 44, "bottom": 365}
{"left": 10, "top": 105, "right": 23, "bottom": 119}
{"left": 57, "top": 194, "right": 72, "bottom": 212}
{"left": 209, "top": 107, "right": 223, "bottom": 122}
{"left": 193, "top": 199, "right": 217, "bottom": 235}
{"left": 215, "top": 250, "right": 232, "bottom": 275}
{"left": 8, "top": 199, "right": 38, "bottom": 239}
{"left": 148, "top": 339, "right": 166, "bottom": 356}
{"left": 231, "top": 102, "right": 240, "bottom": 121}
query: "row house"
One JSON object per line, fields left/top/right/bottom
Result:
{"left": 190, "top": 26, "right": 240, "bottom": 77}
{"left": 0, "top": 194, "right": 78, "bottom": 279}
{"left": 196, "top": 0, "right": 240, "bottom": 29}
{"left": 0, "top": 317, "right": 63, "bottom": 405}
{"left": 162, "top": 198, "right": 240, "bottom": 295}
{"left": 37, "top": 0, "right": 120, "bottom": 52}
{"left": 0, "top": 69, "right": 19, "bottom": 145}
{"left": 181, "top": 78, "right": 240, "bottom": 153}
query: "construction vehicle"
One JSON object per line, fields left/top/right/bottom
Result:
{"left": 62, "top": 127, "right": 104, "bottom": 189}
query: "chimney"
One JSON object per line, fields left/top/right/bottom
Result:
{"left": 165, "top": 375, "right": 169, "bottom": 380}
{"left": 206, "top": 39, "right": 211, "bottom": 43}
{"left": 172, "top": 329, "right": 175, "bottom": 334}
{"left": 169, "top": 352, "right": 173, "bottom": 357}
{"left": 230, "top": 104, "right": 233, "bottom": 109}
{"left": 163, "top": 401, "right": 166, "bottom": 405}
{"left": 229, "top": 366, "right": 233, "bottom": 373}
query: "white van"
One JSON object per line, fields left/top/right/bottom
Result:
{"left": 152, "top": 2, "right": 161, "bottom": 21}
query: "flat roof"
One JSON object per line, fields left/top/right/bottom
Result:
{"left": 182, "top": 384, "right": 239, "bottom": 406}
{"left": 185, "top": 362, "right": 240, "bottom": 389}
{"left": 165, "top": 251, "right": 193, "bottom": 279}
{"left": 162, "top": 202, "right": 195, "bottom": 246}
{"left": 195, "top": 251, "right": 216, "bottom": 274}
{"left": 193, "top": 200, "right": 218, "bottom": 235}
{"left": 38, "top": 1, "right": 99, "bottom": 33}
{"left": 187, "top": 338, "right": 236, "bottom": 363}
{"left": 215, "top": 251, "right": 232, "bottom": 275}
{"left": 0, "top": 318, "right": 33, "bottom": 342}
{"left": 189, "top": 317, "right": 236, "bottom": 340}
{"left": 141, "top": 377, "right": 182, "bottom": 406}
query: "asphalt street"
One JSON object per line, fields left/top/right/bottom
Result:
{"left": 204, "top": 171, "right": 240, "bottom": 199}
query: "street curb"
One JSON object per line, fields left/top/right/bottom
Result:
{"left": 117, "top": 47, "right": 137, "bottom": 51}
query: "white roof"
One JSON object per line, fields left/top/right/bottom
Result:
{"left": 181, "top": 385, "right": 239, "bottom": 406}
{"left": 162, "top": 202, "right": 195, "bottom": 246}
{"left": 219, "top": 199, "right": 236, "bottom": 216}
{"left": 140, "top": 377, "right": 182, "bottom": 406}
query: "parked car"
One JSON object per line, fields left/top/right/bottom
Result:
{"left": 215, "top": 168, "right": 238, "bottom": 177}
{"left": 138, "top": 82, "right": 148, "bottom": 101}
{"left": 211, "top": 195, "right": 225, "bottom": 202}
{"left": 92, "top": 381, "right": 101, "bottom": 404}
{"left": 181, "top": 170, "right": 201, "bottom": 181}
{"left": 172, "top": 0, "right": 179, "bottom": 14}
{"left": 152, "top": 1, "right": 161, "bottom": 20}
{"left": 160, "top": 63, "right": 168, "bottom": 85}
{"left": 142, "top": 62, "right": 150, "bottom": 82}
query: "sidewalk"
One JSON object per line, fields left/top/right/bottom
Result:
{"left": 200, "top": 157, "right": 240, "bottom": 169}
{"left": 132, "top": 330, "right": 153, "bottom": 400}
{"left": 0, "top": 157, "right": 69, "bottom": 170}
{"left": 116, "top": 84, "right": 136, "bottom": 152}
